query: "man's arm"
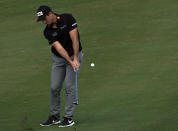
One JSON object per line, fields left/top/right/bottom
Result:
{"left": 69, "top": 28, "right": 80, "bottom": 70}
{"left": 52, "top": 41, "right": 76, "bottom": 71}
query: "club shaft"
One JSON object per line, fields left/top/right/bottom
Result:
{"left": 76, "top": 71, "right": 78, "bottom": 104}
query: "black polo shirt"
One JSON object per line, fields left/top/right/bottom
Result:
{"left": 43, "top": 13, "right": 82, "bottom": 57}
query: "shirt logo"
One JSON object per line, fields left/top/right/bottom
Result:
{"left": 60, "top": 25, "right": 67, "bottom": 30}
{"left": 37, "top": 11, "right": 43, "bottom": 17}
{"left": 52, "top": 32, "right": 58, "bottom": 37}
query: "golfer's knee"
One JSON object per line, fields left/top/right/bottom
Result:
{"left": 51, "top": 84, "right": 61, "bottom": 93}
{"left": 65, "top": 86, "right": 74, "bottom": 94}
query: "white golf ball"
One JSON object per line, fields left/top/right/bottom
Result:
{"left": 91, "top": 63, "right": 95, "bottom": 67}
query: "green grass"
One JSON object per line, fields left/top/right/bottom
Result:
{"left": 0, "top": 0, "right": 178, "bottom": 131}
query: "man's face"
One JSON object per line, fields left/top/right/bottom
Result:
{"left": 42, "top": 12, "right": 53, "bottom": 25}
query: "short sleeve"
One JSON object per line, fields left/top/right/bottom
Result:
{"left": 44, "top": 30, "right": 58, "bottom": 44}
{"left": 66, "top": 14, "right": 78, "bottom": 31}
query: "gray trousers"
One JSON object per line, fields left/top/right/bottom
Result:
{"left": 50, "top": 51, "right": 83, "bottom": 119}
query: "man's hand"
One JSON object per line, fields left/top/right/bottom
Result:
{"left": 73, "top": 58, "right": 80, "bottom": 71}
{"left": 70, "top": 61, "right": 77, "bottom": 72}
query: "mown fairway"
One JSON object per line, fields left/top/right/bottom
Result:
{"left": 0, "top": 0, "right": 178, "bottom": 131}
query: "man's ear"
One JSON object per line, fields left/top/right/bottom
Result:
{"left": 48, "top": 11, "right": 53, "bottom": 16}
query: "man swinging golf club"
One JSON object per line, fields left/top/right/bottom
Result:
{"left": 36, "top": 5, "right": 83, "bottom": 127}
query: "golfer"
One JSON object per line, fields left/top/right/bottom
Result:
{"left": 36, "top": 5, "right": 83, "bottom": 127}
